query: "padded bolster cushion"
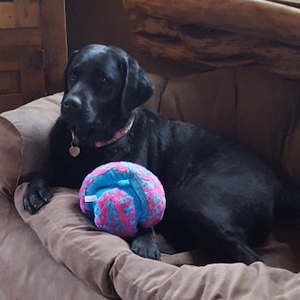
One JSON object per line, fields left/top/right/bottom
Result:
{"left": 14, "top": 183, "right": 300, "bottom": 300}
{"left": 0, "top": 194, "right": 105, "bottom": 300}
{"left": 0, "top": 116, "right": 22, "bottom": 198}
{"left": 159, "top": 67, "right": 300, "bottom": 186}
{"left": 0, "top": 94, "right": 62, "bottom": 197}
{"left": 14, "top": 183, "right": 130, "bottom": 299}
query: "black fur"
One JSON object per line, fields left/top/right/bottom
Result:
{"left": 23, "top": 44, "right": 297, "bottom": 264}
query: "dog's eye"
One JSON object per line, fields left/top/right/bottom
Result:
{"left": 99, "top": 76, "right": 107, "bottom": 84}
{"left": 69, "top": 71, "right": 77, "bottom": 81}
{"left": 95, "top": 70, "right": 108, "bottom": 85}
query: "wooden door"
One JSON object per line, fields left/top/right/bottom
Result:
{"left": 0, "top": 0, "right": 67, "bottom": 112}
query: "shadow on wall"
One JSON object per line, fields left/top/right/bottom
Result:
{"left": 65, "top": 0, "right": 202, "bottom": 77}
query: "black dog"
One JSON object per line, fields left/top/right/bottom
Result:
{"left": 23, "top": 44, "right": 298, "bottom": 264}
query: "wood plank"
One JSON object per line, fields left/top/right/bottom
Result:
{"left": 0, "top": 3, "right": 15, "bottom": 28}
{"left": 123, "top": 0, "right": 300, "bottom": 47}
{"left": 0, "top": 71, "right": 21, "bottom": 94}
{"left": 0, "top": 0, "right": 67, "bottom": 111}
{"left": 13, "top": 0, "right": 40, "bottom": 28}
{"left": 130, "top": 15, "right": 300, "bottom": 79}
{"left": 40, "top": 0, "right": 67, "bottom": 95}
{"left": 0, "top": 94, "right": 23, "bottom": 113}
{"left": 0, "top": 62, "right": 19, "bottom": 72}
{"left": 0, "top": 46, "right": 46, "bottom": 106}
{"left": 0, "top": 46, "right": 28, "bottom": 58}
{"left": 0, "top": 28, "right": 42, "bottom": 47}
{"left": 124, "top": 1, "right": 300, "bottom": 79}
{"left": 132, "top": 35, "right": 300, "bottom": 79}
{"left": 19, "top": 46, "right": 45, "bottom": 103}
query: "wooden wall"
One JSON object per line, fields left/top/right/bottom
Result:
{"left": 65, "top": 0, "right": 202, "bottom": 77}
{"left": 123, "top": 0, "right": 300, "bottom": 80}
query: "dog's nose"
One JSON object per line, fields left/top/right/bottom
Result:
{"left": 63, "top": 97, "right": 82, "bottom": 110}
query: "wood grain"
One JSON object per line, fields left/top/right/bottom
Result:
{"left": 0, "top": 0, "right": 67, "bottom": 112}
{"left": 0, "top": 28, "right": 42, "bottom": 47}
{"left": 123, "top": 0, "right": 300, "bottom": 46}
{"left": 14, "top": 0, "right": 40, "bottom": 28}
{"left": 123, "top": 0, "right": 300, "bottom": 79}
{"left": 40, "top": 0, "right": 67, "bottom": 95}
{"left": 0, "top": 3, "right": 15, "bottom": 28}
{"left": 0, "top": 94, "right": 23, "bottom": 112}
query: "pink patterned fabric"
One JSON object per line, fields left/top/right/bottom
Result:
{"left": 79, "top": 162, "right": 166, "bottom": 237}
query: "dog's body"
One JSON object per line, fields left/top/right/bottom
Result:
{"left": 23, "top": 44, "right": 298, "bottom": 264}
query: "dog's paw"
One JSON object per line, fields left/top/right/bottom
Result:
{"left": 23, "top": 176, "right": 51, "bottom": 214}
{"left": 131, "top": 234, "right": 161, "bottom": 260}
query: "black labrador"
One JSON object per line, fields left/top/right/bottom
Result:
{"left": 23, "top": 44, "right": 299, "bottom": 264}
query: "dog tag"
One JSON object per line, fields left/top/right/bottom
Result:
{"left": 69, "top": 145, "right": 80, "bottom": 157}
{"left": 69, "top": 130, "right": 80, "bottom": 157}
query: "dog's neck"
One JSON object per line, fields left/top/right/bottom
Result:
{"left": 95, "top": 118, "right": 134, "bottom": 148}
{"left": 69, "top": 118, "right": 134, "bottom": 157}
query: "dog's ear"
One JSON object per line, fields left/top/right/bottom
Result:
{"left": 63, "top": 50, "right": 79, "bottom": 94}
{"left": 120, "top": 56, "right": 154, "bottom": 116}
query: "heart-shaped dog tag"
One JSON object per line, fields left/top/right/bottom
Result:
{"left": 69, "top": 145, "right": 80, "bottom": 157}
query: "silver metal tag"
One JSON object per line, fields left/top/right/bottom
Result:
{"left": 69, "top": 145, "right": 80, "bottom": 157}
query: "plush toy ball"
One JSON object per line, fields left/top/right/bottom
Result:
{"left": 79, "top": 162, "right": 166, "bottom": 237}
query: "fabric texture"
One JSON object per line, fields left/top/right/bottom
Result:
{"left": 14, "top": 183, "right": 300, "bottom": 300}
{"left": 0, "top": 192, "right": 107, "bottom": 300}
{"left": 0, "top": 94, "right": 62, "bottom": 198}
{"left": 0, "top": 117, "right": 22, "bottom": 198}
{"left": 111, "top": 253, "right": 300, "bottom": 300}
{"left": 160, "top": 67, "right": 300, "bottom": 184}
{"left": 14, "top": 183, "right": 126, "bottom": 299}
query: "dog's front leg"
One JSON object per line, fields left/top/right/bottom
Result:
{"left": 130, "top": 225, "right": 160, "bottom": 260}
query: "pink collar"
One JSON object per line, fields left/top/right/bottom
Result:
{"left": 69, "top": 118, "right": 134, "bottom": 157}
{"left": 95, "top": 118, "right": 134, "bottom": 148}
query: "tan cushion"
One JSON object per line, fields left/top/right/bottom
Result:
{"left": 0, "top": 193, "right": 105, "bottom": 300}
{"left": 160, "top": 68, "right": 237, "bottom": 139}
{"left": 0, "top": 94, "right": 62, "bottom": 198}
{"left": 236, "top": 67, "right": 300, "bottom": 172}
{"left": 14, "top": 183, "right": 130, "bottom": 299}
{"left": 111, "top": 253, "right": 300, "bottom": 300}
{"left": 142, "top": 73, "right": 168, "bottom": 112}
{"left": 160, "top": 67, "right": 300, "bottom": 184}
{"left": 0, "top": 117, "right": 22, "bottom": 198}
{"left": 14, "top": 183, "right": 300, "bottom": 300}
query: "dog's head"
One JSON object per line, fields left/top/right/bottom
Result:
{"left": 61, "top": 44, "right": 154, "bottom": 147}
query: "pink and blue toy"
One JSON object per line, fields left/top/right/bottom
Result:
{"left": 79, "top": 161, "right": 166, "bottom": 237}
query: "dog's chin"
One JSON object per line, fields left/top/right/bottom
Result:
{"left": 72, "top": 124, "right": 115, "bottom": 148}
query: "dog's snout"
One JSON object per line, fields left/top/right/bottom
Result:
{"left": 63, "top": 97, "right": 82, "bottom": 110}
